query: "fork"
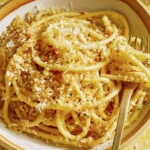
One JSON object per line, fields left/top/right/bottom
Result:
{"left": 112, "top": 35, "right": 150, "bottom": 150}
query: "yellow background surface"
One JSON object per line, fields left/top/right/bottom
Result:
{"left": 0, "top": 0, "right": 150, "bottom": 150}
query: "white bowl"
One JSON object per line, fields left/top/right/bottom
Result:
{"left": 0, "top": 0, "right": 150, "bottom": 150}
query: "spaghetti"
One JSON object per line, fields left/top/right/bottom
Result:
{"left": 0, "top": 7, "right": 150, "bottom": 148}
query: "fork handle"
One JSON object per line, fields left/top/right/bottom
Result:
{"left": 112, "top": 87, "right": 135, "bottom": 150}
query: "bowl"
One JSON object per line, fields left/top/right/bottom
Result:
{"left": 0, "top": 0, "right": 150, "bottom": 150}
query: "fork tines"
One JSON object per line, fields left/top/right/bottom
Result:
{"left": 129, "top": 34, "right": 150, "bottom": 53}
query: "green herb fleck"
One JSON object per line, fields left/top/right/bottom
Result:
{"left": 137, "top": 107, "right": 141, "bottom": 110}
{"left": 83, "top": 113, "right": 89, "bottom": 118}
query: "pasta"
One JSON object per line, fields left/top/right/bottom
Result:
{"left": 0, "top": 6, "right": 150, "bottom": 148}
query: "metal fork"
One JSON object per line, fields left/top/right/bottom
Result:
{"left": 129, "top": 35, "right": 150, "bottom": 52}
{"left": 112, "top": 35, "right": 150, "bottom": 150}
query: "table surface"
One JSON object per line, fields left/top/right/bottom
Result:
{"left": 0, "top": 0, "right": 150, "bottom": 150}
